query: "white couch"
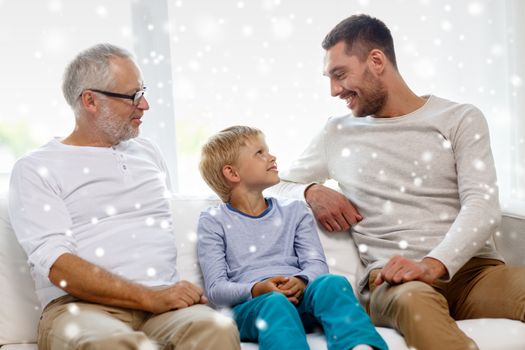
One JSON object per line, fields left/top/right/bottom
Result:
{"left": 1, "top": 195, "right": 525, "bottom": 350}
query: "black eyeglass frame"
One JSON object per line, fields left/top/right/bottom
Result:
{"left": 82, "top": 87, "right": 147, "bottom": 106}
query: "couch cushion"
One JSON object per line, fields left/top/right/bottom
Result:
{"left": 0, "top": 198, "right": 41, "bottom": 345}
{"left": 172, "top": 195, "right": 221, "bottom": 288}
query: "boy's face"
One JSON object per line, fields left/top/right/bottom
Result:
{"left": 235, "top": 134, "right": 279, "bottom": 191}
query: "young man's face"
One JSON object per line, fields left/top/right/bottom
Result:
{"left": 235, "top": 134, "right": 280, "bottom": 191}
{"left": 324, "top": 41, "right": 387, "bottom": 117}
{"left": 93, "top": 57, "right": 150, "bottom": 144}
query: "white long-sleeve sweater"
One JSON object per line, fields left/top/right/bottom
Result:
{"left": 273, "top": 95, "right": 503, "bottom": 292}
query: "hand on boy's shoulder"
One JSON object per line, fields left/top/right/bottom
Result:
{"left": 251, "top": 276, "right": 306, "bottom": 304}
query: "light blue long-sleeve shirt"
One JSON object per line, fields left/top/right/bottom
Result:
{"left": 197, "top": 197, "right": 328, "bottom": 307}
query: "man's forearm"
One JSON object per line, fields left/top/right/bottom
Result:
{"left": 49, "top": 253, "right": 153, "bottom": 311}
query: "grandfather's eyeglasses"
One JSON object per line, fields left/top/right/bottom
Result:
{"left": 83, "top": 87, "right": 147, "bottom": 106}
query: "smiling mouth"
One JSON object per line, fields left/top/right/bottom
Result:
{"left": 340, "top": 90, "right": 357, "bottom": 104}
{"left": 341, "top": 90, "right": 357, "bottom": 107}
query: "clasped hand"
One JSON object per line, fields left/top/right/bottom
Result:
{"left": 252, "top": 276, "right": 306, "bottom": 304}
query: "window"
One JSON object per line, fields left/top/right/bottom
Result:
{"left": 1, "top": 0, "right": 524, "bottom": 217}
{"left": 165, "top": 0, "right": 525, "bottom": 215}
{"left": 0, "top": 0, "right": 136, "bottom": 190}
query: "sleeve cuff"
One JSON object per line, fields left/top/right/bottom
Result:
{"left": 32, "top": 246, "right": 75, "bottom": 279}
{"left": 424, "top": 253, "right": 456, "bottom": 282}
{"left": 294, "top": 274, "right": 309, "bottom": 285}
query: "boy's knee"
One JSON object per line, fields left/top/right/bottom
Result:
{"left": 311, "top": 274, "right": 353, "bottom": 292}
{"left": 262, "top": 291, "right": 291, "bottom": 305}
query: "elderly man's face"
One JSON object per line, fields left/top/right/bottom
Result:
{"left": 94, "top": 57, "right": 149, "bottom": 144}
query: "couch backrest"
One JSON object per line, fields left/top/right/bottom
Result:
{"left": 0, "top": 195, "right": 361, "bottom": 345}
{"left": 172, "top": 196, "right": 361, "bottom": 289}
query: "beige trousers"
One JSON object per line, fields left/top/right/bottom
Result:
{"left": 368, "top": 258, "right": 525, "bottom": 350}
{"left": 38, "top": 295, "right": 240, "bottom": 350}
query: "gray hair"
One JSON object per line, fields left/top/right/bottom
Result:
{"left": 62, "top": 43, "right": 134, "bottom": 113}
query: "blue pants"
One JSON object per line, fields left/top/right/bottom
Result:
{"left": 233, "top": 274, "right": 388, "bottom": 350}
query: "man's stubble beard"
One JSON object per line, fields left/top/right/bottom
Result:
{"left": 353, "top": 68, "right": 388, "bottom": 118}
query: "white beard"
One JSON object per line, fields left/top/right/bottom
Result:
{"left": 95, "top": 104, "right": 139, "bottom": 144}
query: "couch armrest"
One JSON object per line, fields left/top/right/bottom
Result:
{"left": 495, "top": 215, "right": 525, "bottom": 266}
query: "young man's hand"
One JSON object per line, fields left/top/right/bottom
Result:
{"left": 374, "top": 256, "right": 447, "bottom": 286}
{"left": 278, "top": 276, "right": 306, "bottom": 304}
{"left": 305, "top": 184, "right": 362, "bottom": 232}
{"left": 251, "top": 276, "right": 291, "bottom": 298}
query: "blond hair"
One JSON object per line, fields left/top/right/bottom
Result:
{"left": 199, "top": 125, "right": 262, "bottom": 202}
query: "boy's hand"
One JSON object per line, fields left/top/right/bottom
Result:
{"left": 278, "top": 276, "right": 306, "bottom": 304}
{"left": 251, "top": 276, "right": 291, "bottom": 298}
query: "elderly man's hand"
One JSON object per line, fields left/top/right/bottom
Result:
{"left": 145, "top": 280, "right": 208, "bottom": 314}
{"left": 374, "top": 256, "right": 447, "bottom": 286}
{"left": 305, "top": 184, "right": 362, "bottom": 232}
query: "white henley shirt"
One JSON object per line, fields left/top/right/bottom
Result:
{"left": 9, "top": 137, "right": 179, "bottom": 308}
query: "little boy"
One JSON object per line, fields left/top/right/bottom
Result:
{"left": 197, "top": 126, "right": 387, "bottom": 350}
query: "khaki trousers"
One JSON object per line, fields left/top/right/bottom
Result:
{"left": 38, "top": 295, "right": 240, "bottom": 350}
{"left": 368, "top": 258, "right": 525, "bottom": 350}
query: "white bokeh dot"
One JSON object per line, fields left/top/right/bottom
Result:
{"left": 255, "top": 318, "right": 268, "bottom": 331}
{"left": 187, "top": 231, "right": 198, "bottom": 242}
{"left": 67, "top": 303, "right": 79, "bottom": 315}
{"left": 145, "top": 217, "right": 155, "bottom": 226}
{"left": 95, "top": 247, "right": 105, "bottom": 257}
{"left": 64, "top": 322, "right": 79, "bottom": 338}
{"left": 38, "top": 167, "right": 49, "bottom": 177}
{"left": 105, "top": 206, "right": 116, "bottom": 216}
{"left": 358, "top": 244, "right": 368, "bottom": 253}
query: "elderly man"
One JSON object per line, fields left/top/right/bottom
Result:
{"left": 9, "top": 44, "right": 240, "bottom": 350}
{"left": 273, "top": 14, "right": 525, "bottom": 350}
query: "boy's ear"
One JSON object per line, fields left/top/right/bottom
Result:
{"left": 222, "top": 165, "right": 240, "bottom": 183}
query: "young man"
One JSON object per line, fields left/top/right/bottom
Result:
{"left": 197, "top": 125, "right": 387, "bottom": 350}
{"left": 272, "top": 14, "right": 525, "bottom": 350}
{"left": 9, "top": 43, "right": 239, "bottom": 350}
